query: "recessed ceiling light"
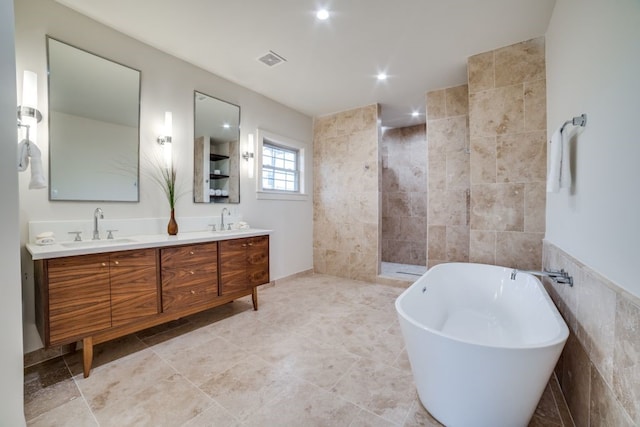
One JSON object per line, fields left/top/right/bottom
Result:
{"left": 223, "top": 123, "right": 230, "bottom": 129}
{"left": 412, "top": 111, "right": 420, "bottom": 117}
{"left": 316, "top": 9, "right": 330, "bottom": 20}
{"left": 377, "top": 72, "right": 388, "bottom": 81}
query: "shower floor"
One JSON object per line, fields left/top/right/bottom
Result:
{"left": 380, "top": 262, "right": 427, "bottom": 281}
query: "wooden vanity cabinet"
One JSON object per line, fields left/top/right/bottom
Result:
{"left": 219, "top": 236, "right": 269, "bottom": 307}
{"left": 36, "top": 248, "right": 159, "bottom": 346}
{"left": 34, "top": 234, "right": 269, "bottom": 378}
{"left": 41, "top": 253, "right": 112, "bottom": 346}
{"left": 110, "top": 249, "right": 159, "bottom": 327}
{"left": 160, "top": 242, "right": 218, "bottom": 312}
{"left": 246, "top": 236, "right": 270, "bottom": 286}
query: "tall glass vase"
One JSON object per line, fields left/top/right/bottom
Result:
{"left": 167, "top": 209, "right": 178, "bottom": 235}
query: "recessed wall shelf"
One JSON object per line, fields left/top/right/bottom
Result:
{"left": 210, "top": 153, "right": 229, "bottom": 162}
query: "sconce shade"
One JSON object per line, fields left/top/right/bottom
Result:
{"left": 245, "top": 133, "right": 255, "bottom": 178}
{"left": 164, "top": 111, "right": 172, "bottom": 140}
{"left": 22, "top": 70, "right": 38, "bottom": 109}
{"left": 163, "top": 141, "right": 172, "bottom": 168}
{"left": 19, "top": 70, "right": 41, "bottom": 143}
{"left": 243, "top": 133, "right": 254, "bottom": 161}
{"left": 156, "top": 111, "right": 173, "bottom": 167}
{"left": 157, "top": 111, "right": 173, "bottom": 145}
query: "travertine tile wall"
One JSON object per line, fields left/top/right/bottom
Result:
{"left": 543, "top": 241, "right": 639, "bottom": 426}
{"left": 425, "top": 85, "right": 470, "bottom": 268}
{"left": 313, "top": 105, "right": 380, "bottom": 281}
{"left": 468, "top": 37, "right": 547, "bottom": 270}
{"left": 380, "top": 124, "right": 427, "bottom": 266}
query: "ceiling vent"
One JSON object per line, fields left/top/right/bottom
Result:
{"left": 258, "top": 50, "right": 287, "bottom": 67}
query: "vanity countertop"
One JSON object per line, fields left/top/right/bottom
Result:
{"left": 26, "top": 228, "right": 272, "bottom": 260}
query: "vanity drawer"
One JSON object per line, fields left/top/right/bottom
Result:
{"left": 160, "top": 242, "right": 218, "bottom": 268}
{"left": 219, "top": 236, "right": 270, "bottom": 295}
{"left": 161, "top": 242, "right": 218, "bottom": 312}
{"left": 161, "top": 268, "right": 218, "bottom": 312}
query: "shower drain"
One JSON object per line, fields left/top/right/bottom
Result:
{"left": 397, "top": 271, "right": 422, "bottom": 276}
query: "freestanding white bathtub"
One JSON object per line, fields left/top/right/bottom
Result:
{"left": 395, "top": 263, "right": 568, "bottom": 427}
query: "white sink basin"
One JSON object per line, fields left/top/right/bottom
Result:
{"left": 60, "top": 238, "right": 137, "bottom": 248}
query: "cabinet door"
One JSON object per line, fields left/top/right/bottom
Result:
{"left": 110, "top": 249, "right": 159, "bottom": 327}
{"left": 47, "top": 254, "right": 111, "bottom": 345}
{"left": 161, "top": 242, "right": 218, "bottom": 312}
{"left": 247, "top": 236, "right": 269, "bottom": 286}
{"left": 219, "top": 238, "right": 250, "bottom": 295}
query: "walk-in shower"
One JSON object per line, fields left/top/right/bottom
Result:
{"left": 379, "top": 123, "right": 427, "bottom": 280}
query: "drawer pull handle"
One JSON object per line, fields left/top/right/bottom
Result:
{"left": 101, "top": 262, "right": 107, "bottom": 267}
{"left": 248, "top": 242, "right": 253, "bottom": 246}
{"left": 114, "top": 261, "right": 119, "bottom": 265}
{"left": 191, "top": 290, "right": 196, "bottom": 295}
{"left": 190, "top": 271, "right": 195, "bottom": 275}
{"left": 242, "top": 244, "right": 247, "bottom": 247}
{"left": 189, "top": 251, "right": 194, "bottom": 255}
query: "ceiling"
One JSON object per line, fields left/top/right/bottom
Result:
{"left": 55, "top": 0, "right": 556, "bottom": 128}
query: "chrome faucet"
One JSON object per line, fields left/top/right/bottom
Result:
{"left": 93, "top": 208, "right": 104, "bottom": 240}
{"left": 220, "top": 207, "right": 229, "bottom": 230}
{"left": 510, "top": 268, "right": 573, "bottom": 286}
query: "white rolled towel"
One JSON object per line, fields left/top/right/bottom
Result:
{"left": 17, "top": 139, "right": 29, "bottom": 172}
{"left": 36, "top": 237, "right": 55, "bottom": 245}
{"left": 547, "top": 126, "right": 573, "bottom": 193}
{"left": 559, "top": 128, "right": 572, "bottom": 189}
{"left": 546, "top": 128, "right": 562, "bottom": 193}
{"left": 17, "top": 139, "right": 47, "bottom": 189}
{"left": 27, "top": 142, "right": 47, "bottom": 189}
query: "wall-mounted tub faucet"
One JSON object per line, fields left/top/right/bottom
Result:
{"left": 510, "top": 268, "right": 573, "bottom": 286}
{"left": 93, "top": 207, "right": 104, "bottom": 240}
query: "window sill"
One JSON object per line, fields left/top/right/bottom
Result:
{"left": 256, "top": 191, "right": 309, "bottom": 201}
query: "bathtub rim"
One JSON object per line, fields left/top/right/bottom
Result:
{"left": 395, "top": 262, "right": 570, "bottom": 351}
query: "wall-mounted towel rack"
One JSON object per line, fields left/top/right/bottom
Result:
{"left": 560, "top": 113, "right": 587, "bottom": 133}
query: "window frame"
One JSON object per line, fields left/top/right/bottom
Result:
{"left": 255, "top": 129, "right": 307, "bottom": 201}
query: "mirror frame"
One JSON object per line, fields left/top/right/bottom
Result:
{"left": 46, "top": 36, "right": 141, "bottom": 202}
{"left": 193, "top": 90, "right": 241, "bottom": 204}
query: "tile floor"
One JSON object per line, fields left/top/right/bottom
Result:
{"left": 24, "top": 273, "right": 574, "bottom": 426}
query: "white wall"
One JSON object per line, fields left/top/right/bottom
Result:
{"left": 15, "top": 0, "right": 314, "bottom": 352}
{"left": 545, "top": 0, "right": 640, "bottom": 296}
{"left": 0, "top": 0, "right": 26, "bottom": 424}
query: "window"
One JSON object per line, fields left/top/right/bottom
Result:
{"left": 262, "top": 143, "right": 299, "bottom": 192}
{"left": 256, "top": 129, "right": 307, "bottom": 201}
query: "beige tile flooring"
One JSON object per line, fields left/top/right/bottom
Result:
{"left": 25, "top": 273, "right": 573, "bottom": 426}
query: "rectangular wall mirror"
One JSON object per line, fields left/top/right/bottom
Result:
{"left": 193, "top": 91, "right": 240, "bottom": 204}
{"left": 47, "top": 37, "right": 141, "bottom": 202}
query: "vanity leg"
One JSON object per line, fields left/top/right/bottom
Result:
{"left": 82, "top": 336, "right": 93, "bottom": 378}
{"left": 252, "top": 287, "right": 259, "bottom": 311}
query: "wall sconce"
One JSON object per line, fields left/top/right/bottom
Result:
{"left": 17, "top": 70, "right": 42, "bottom": 143}
{"left": 157, "top": 112, "right": 173, "bottom": 168}
{"left": 17, "top": 70, "right": 46, "bottom": 189}
{"left": 244, "top": 133, "right": 255, "bottom": 178}
{"left": 242, "top": 133, "right": 254, "bottom": 161}
{"left": 157, "top": 111, "right": 172, "bottom": 145}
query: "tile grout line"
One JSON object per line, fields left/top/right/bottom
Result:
{"left": 63, "top": 355, "right": 102, "bottom": 427}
